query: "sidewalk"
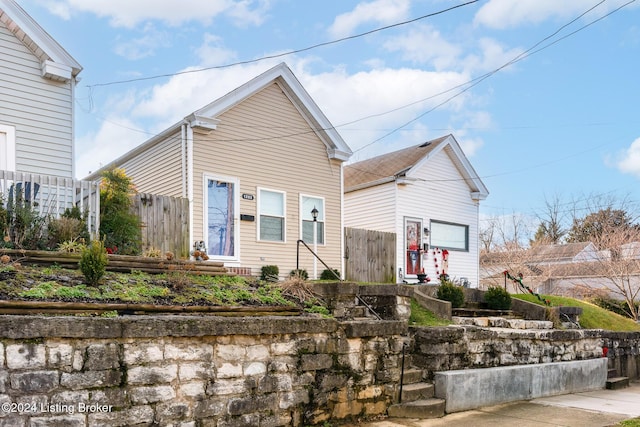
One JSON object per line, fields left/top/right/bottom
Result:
{"left": 351, "top": 381, "right": 640, "bottom": 427}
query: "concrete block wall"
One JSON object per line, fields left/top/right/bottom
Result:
{"left": 0, "top": 316, "right": 407, "bottom": 426}
{"left": 435, "top": 358, "right": 608, "bottom": 412}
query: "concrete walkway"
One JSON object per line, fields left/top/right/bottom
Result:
{"left": 350, "top": 382, "right": 640, "bottom": 427}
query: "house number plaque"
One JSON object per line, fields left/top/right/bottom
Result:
{"left": 242, "top": 194, "right": 254, "bottom": 200}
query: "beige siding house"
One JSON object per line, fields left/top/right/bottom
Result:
{"left": 0, "top": 0, "right": 82, "bottom": 178}
{"left": 344, "top": 135, "right": 488, "bottom": 286}
{"left": 87, "top": 63, "right": 352, "bottom": 278}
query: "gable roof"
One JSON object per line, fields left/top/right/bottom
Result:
{"left": 526, "top": 242, "right": 599, "bottom": 263}
{"left": 86, "top": 63, "right": 352, "bottom": 180}
{"left": 0, "top": 0, "right": 82, "bottom": 81}
{"left": 344, "top": 134, "right": 488, "bottom": 199}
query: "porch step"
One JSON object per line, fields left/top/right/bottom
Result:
{"left": 606, "top": 377, "right": 630, "bottom": 390}
{"left": 401, "top": 368, "right": 424, "bottom": 385}
{"left": 452, "top": 316, "right": 553, "bottom": 330}
{"left": 608, "top": 368, "right": 617, "bottom": 379}
{"left": 400, "top": 382, "right": 434, "bottom": 401}
{"left": 388, "top": 398, "right": 445, "bottom": 419}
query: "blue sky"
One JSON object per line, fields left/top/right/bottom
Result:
{"left": 18, "top": 0, "right": 640, "bottom": 232}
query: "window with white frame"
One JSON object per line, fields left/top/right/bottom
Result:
{"left": 430, "top": 220, "right": 469, "bottom": 251}
{"left": 0, "top": 125, "right": 16, "bottom": 172}
{"left": 301, "top": 195, "right": 324, "bottom": 244}
{"left": 258, "top": 188, "right": 285, "bottom": 242}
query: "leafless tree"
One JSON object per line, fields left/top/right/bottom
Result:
{"left": 587, "top": 224, "right": 640, "bottom": 320}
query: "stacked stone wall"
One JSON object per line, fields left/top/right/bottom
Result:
{"left": 0, "top": 316, "right": 407, "bottom": 426}
{"left": 602, "top": 331, "right": 640, "bottom": 380}
{"left": 411, "top": 326, "right": 604, "bottom": 379}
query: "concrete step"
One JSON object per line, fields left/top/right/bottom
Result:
{"left": 400, "top": 382, "right": 434, "bottom": 402}
{"left": 452, "top": 316, "right": 553, "bottom": 330}
{"left": 606, "top": 377, "right": 629, "bottom": 390}
{"left": 350, "top": 305, "right": 368, "bottom": 318}
{"left": 388, "top": 398, "right": 445, "bottom": 419}
{"left": 401, "top": 368, "right": 424, "bottom": 385}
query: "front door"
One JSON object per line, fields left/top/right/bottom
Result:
{"left": 404, "top": 217, "right": 423, "bottom": 276}
{"left": 205, "top": 175, "right": 239, "bottom": 261}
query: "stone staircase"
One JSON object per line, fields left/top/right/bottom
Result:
{"left": 606, "top": 368, "right": 630, "bottom": 390}
{"left": 452, "top": 316, "right": 554, "bottom": 330}
{"left": 387, "top": 362, "right": 445, "bottom": 419}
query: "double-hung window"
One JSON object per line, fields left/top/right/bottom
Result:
{"left": 301, "top": 195, "right": 324, "bottom": 244}
{"left": 258, "top": 188, "right": 285, "bottom": 242}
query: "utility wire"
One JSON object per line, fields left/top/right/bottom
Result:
{"left": 85, "top": 0, "right": 479, "bottom": 88}
{"left": 352, "top": 0, "right": 633, "bottom": 152}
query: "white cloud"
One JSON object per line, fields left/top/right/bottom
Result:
{"left": 328, "top": 0, "right": 410, "bottom": 38}
{"left": 462, "top": 37, "right": 525, "bottom": 73}
{"left": 75, "top": 116, "right": 149, "bottom": 178}
{"left": 41, "top": 0, "right": 267, "bottom": 28}
{"left": 474, "top": 0, "right": 638, "bottom": 30}
{"left": 616, "top": 137, "right": 640, "bottom": 178}
{"left": 76, "top": 56, "right": 486, "bottom": 176}
{"left": 382, "top": 24, "right": 461, "bottom": 70}
{"left": 194, "top": 34, "right": 238, "bottom": 67}
{"left": 113, "top": 23, "right": 172, "bottom": 60}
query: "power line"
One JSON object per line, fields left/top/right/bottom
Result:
{"left": 352, "top": 0, "right": 635, "bottom": 153}
{"left": 84, "top": 0, "right": 479, "bottom": 88}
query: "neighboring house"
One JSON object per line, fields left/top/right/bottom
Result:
{"left": 0, "top": 0, "right": 82, "bottom": 178}
{"left": 0, "top": 1, "right": 98, "bottom": 235}
{"left": 86, "top": 63, "right": 352, "bottom": 278}
{"left": 480, "top": 242, "right": 640, "bottom": 302}
{"left": 344, "top": 134, "right": 489, "bottom": 286}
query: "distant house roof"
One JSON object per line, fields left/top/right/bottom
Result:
{"left": 344, "top": 134, "right": 488, "bottom": 199}
{"left": 0, "top": 0, "right": 82, "bottom": 81}
{"left": 85, "top": 62, "right": 352, "bottom": 180}
{"left": 526, "top": 242, "right": 598, "bottom": 263}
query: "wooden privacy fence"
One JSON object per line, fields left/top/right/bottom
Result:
{"left": 344, "top": 227, "right": 396, "bottom": 283}
{"left": 132, "top": 193, "right": 189, "bottom": 258}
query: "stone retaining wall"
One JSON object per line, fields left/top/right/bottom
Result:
{"left": 411, "top": 325, "right": 603, "bottom": 379}
{"left": 0, "top": 316, "right": 407, "bottom": 426}
{"left": 603, "top": 331, "right": 640, "bottom": 380}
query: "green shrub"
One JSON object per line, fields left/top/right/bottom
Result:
{"left": 79, "top": 240, "right": 108, "bottom": 286}
{"left": 484, "top": 286, "right": 512, "bottom": 310}
{"left": 437, "top": 279, "right": 464, "bottom": 308}
{"left": 99, "top": 168, "right": 142, "bottom": 255}
{"left": 320, "top": 268, "right": 340, "bottom": 280}
{"left": 260, "top": 265, "right": 279, "bottom": 282}
{"left": 289, "top": 269, "right": 308, "bottom": 280}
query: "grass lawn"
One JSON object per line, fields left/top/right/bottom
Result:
{"left": 512, "top": 293, "right": 640, "bottom": 332}
{"left": 408, "top": 299, "right": 452, "bottom": 326}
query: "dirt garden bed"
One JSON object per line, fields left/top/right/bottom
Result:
{"left": 0, "top": 250, "right": 315, "bottom": 317}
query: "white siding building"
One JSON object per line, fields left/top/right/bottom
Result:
{"left": 0, "top": 0, "right": 82, "bottom": 178}
{"left": 344, "top": 135, "right": 489, "bottom": 286}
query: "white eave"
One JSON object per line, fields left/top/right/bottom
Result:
{"left": 0, "top": 0, "right": 82, "bottom": 82}
{"left": 185, "top": 114, "right": 220, "bottom": 134}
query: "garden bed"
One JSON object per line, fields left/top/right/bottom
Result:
{"left": 0, "top": 254, "right": 320, "bottom": 317}
{"left": 0, "top": 248, "right": 232, "bottom": 276}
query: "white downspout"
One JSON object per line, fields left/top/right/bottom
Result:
{"left": 340, "top": 162, "right": 345, "bottom": 280}
{"left": 186, "top": 124, "right": 195, "bottom": 251}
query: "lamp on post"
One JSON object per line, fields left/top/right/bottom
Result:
{"left": 311, "top": 206, "right": 318, "bottom": 280}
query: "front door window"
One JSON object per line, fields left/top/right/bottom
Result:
{"left": 405, "top": 217, "right": 423, "bottom": 275}
{"left": 205, "top": 177, "right": 237, "bottom": 259}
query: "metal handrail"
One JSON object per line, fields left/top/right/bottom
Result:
{"left": 296, "top": 239, "right": 341, "bottom": 280}
{"left": 399, "top": 343, "right": 407, "bottom": 403}
{"left": 296, "top": 239, "right": 383, "bottom": 321}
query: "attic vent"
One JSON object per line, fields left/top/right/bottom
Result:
{"left": 419, "top": 141, "right": 432, "bottom": 148}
